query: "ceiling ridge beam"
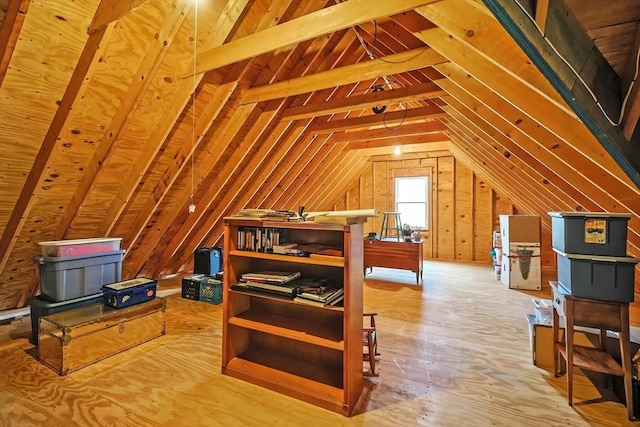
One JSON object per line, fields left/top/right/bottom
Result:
{"left": 193, "top": 0, "right": 441, "bottom": 75}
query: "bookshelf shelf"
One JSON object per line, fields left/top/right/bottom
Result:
{"left": 229, "top": 250, "right": 344, "bottom": 267}
{"left": 229, "top": 310, "right": 344, "bottom": 350}
{"left": 223, "top": 218, "right": 364, "bottom": 416}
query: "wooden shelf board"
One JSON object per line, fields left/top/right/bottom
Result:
{"left": 224, "top": 356, "right": 345, "bottom": 414}
{"left": 558, "top": 345, "right": 625, "bottom": 376}
{"left": 229, "top": 289, "right": 345, "bottom": 312}
{"left": 229, "top": 250, "right": 344, "bottom": 267}
{"left": 229, "top": 312, "right": 344, "bottom": 350}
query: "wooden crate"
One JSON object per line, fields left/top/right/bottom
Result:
{"left": 38, "top": 298, "right": 166, "bottom": 375}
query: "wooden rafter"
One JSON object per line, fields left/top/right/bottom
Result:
{"left": 88, "top": 0, "right": 150, "bottom": 34}
{"left": 242, "top": 47, "right": 448, "bottom": 104}
{"left": 436, "top": 61, "right": 640, "bottom": 219}
{"left": 0, "top": 0, "right": 30, "bottom": 87}
{"left": 0, "top": 27, "right": 107, "bottom": 273}
{"left": 482, "top": 0, "right": 640, "bottom": 188}
{"left": 283, "top": 82, "right": 446, "bottom": 121}
{"left": 416, "top": 27, "right": 638, "bottom": 191}
{"left": 193, "top": 0, "right": 440, "bottom": 75}
{"left": 56, "top": 2, "right": 192, "bottom": 239}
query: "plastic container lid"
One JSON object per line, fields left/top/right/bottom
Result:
{"left": 547, "top": 211, "right": 631, "bottom": 218}
{"left": 38, "top": 237, "right": 122, "bottom": 247}
{"left": 553, "top": 248, "right": 639, "bottom": 264}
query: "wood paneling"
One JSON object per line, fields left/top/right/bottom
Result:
{"left": 336, "top": 152, "right": 515, "bottom": 263}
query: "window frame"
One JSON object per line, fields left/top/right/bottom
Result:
{"left": 394, "top": 175, "right": 429, "bottom": 231}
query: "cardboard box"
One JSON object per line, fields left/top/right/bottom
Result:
{"left": 526, "top": 313, "right": 597, "bottom": 370}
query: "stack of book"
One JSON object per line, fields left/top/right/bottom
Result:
{"left": 232, "top": 271, "right": 302, "bottom": 297}
{"left": 293, "top": 285, "right": 344, "bottom": 307}
{"left": 234, "top": 209, "right": 300, "bottom": 221}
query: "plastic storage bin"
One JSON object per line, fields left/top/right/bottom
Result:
{"left": 181, "top": 274, "right": 205, "bottom": 300}
{"left": 39, "top": 237, "right": 122, "bottom": 257}
{"left": 102, "top": 277, "right": 157, "bottom": 308}
{"left": 199, "top": 277, "right": 222, "bottom": 304}
{"left": 554, "top": 249, "right": 639, "bottom": 302}
{"left": 27, "top": 293, "right": 104, "bottom": 345}
{"left": 548, "top": 212, "right": 630, "bottom": 256}
{"left": 34, "top": 250, "right": 125, "bottom": 302}
{"left": 532, "top": 298, "right": 553, "bottom": 324}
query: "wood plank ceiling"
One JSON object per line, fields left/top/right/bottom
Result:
{"left": 0, "top": 0, "right": 638, "bottom": 311}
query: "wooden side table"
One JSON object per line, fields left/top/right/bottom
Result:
{"left": 551, "top": 281, "right": 634, "bottom": 421}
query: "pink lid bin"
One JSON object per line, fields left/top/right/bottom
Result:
{"left": 39, "top": 238, "right": 122, "bottom": 257}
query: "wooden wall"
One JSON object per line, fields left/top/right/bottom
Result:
{"left": 333, "top": 150, "right": 557, "bottom": 269}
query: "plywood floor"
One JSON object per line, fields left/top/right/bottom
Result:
{"left": 0, "top": 260, "right": 636, "bottom": 426}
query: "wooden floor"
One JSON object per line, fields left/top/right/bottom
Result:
{"left": 0, "top": 260, "right": 637, "bottom": 426}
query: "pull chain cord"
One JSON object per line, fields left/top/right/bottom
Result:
{"left": 189, "top": 1, "right": 198, "bottom": 214}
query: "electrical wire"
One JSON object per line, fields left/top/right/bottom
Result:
{"left": 189, "top": 1, "right": 198, "bottom": 213}
{"left": 514, "top": 0, "right": 639, "bottom": 127}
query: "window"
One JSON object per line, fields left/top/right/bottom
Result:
{"left": 395, "top": 176, "right": 428, "bottom": 229}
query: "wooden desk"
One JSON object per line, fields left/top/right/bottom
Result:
{"left": 364, "top": 239, "right": 423, "bottom": 284}
{"left": 551, "top": 282, "right": 633, "bottom": 421}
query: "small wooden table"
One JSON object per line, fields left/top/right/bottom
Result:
{"left": 551, "top": 282, "right": 634, "bottom": 421}
{"left": 364, "top": 239, "right": 423, "bottom": 284}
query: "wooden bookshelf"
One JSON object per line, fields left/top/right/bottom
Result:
{"left": 222, "top": 219, "right": 364, "bottom": 416}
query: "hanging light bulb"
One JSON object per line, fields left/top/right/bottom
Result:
{"left": 394, "top": 146, "right": 401, "bottom": 155}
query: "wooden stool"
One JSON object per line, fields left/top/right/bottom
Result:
{"left": 363, "top": 313, "right": 380, "bottom": 376}
{"left": 551, "top": 282, "right": 634, "bottom": 421}
{"left": 380, "top": 212, "right": 402, "bottom": 241}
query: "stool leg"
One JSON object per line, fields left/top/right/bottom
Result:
{"left": 566, "top": 299, "right": 574, "bottom": 406}
{"left": 620, "top": 306, "right": 634, "bottom": 421}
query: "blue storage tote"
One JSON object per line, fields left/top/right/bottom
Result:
{"left": 102, "top": 277, "right": 157, "bottom": 308}
{"left": 554, "top": 249, "right": 639, "bottom": 302}
{"left": 548, "top": 212, "right": 631, "bottom": 256}
{"left": 34, "top": 250, "right": 125, "bottom": 302}
{"left": 28, "top": 293, "right": 104, "bottom": 345}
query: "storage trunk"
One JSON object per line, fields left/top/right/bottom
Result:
{"left": 38, "top": 297, "right": 166, "bottom": 375}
